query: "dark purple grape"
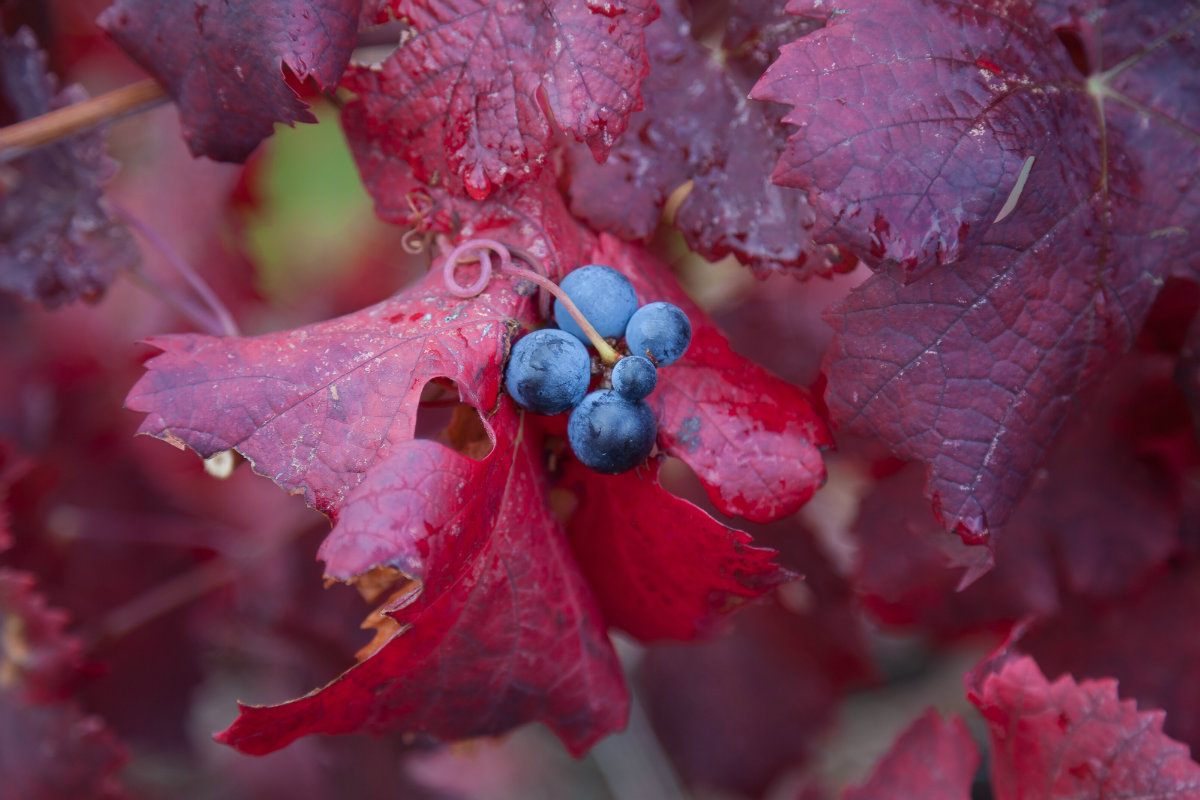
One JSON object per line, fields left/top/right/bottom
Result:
{"left": 554, "top": 264, "right": 639, "bottom": 343}
{"left": 568, "top": 389, "right": 657, "bottom": 474}
{"left": 611, "top": 355, "right": 657, "bottom": 401}
{"left": 625, "top": 301, "right": 691, "bottom": 367}
{"left": 504, "top": 329, "right": 591, "bottom": 415}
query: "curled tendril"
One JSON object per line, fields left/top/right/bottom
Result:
{"left": 401, "top": 228, "right": 427, "bottom": 254}
{"left": 442, "top": 237, "right": 512, "bottom": 297}
{"left": 405, "top": 191, "right": 435, "bottom": 225}
{"left": 401, "top": 191, "right": 438, "bottom": 254}
{"left": 438, "top": 237, "right": 620, "bottom": 364}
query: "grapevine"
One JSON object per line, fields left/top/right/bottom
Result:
{"left": 1, "top": 1, "right": 1198, "bottom": 798}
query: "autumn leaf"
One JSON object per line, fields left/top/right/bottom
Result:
{"left": 0, "top": 28, "right": 137, "bottom": 307}
{"left": 126, "top": 264, "right": 537, "bottom": 513}
{"left": 342, "top": 0, "right": 658, "bottom": 200}
{"left": 756, "top": 0, "right": 1200, "bottom": 539}
{"left": 99, "top": 0, "right": 362, "bottom": 161}
{"left": 842, "top": 710, "right": 979, "bottom": 800}
{"left": 1024, "top": 562, "right": 1200, "bottom": 756}
{"left": 218, "top": 402, "right": 628, "bottom": 756}
{"left": 598, "top": 235, "right": 833, "bottom": 522}
{"left": 566, "top": 0, "right": 845, "bottom": 277}
{"left": 969, "top": 653, "right": 1200, "bottom": 799}
{"left": 852, "top": 351, "right": 1193, "bottom": 634}
{"left": 0, "top": 568, "right": 126, "bottom": 799}
{"left": 562, "top": 458, "right": 790, "bottom": 642}
{"left": 126, "top": 181, "right": 819, "bottom": 753}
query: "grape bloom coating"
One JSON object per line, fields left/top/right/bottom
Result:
{"left": 503, "top": 329, "right": 591, "bottom": 416}
{"left": 610, "top": 355, "right": 657, "bottom": 401}
{"left": 567, "top": 390, "right": 657, "bottom": 475}
{"left": 553, "top": 264, "right": 639, "bottom": 343}
{"left": 624, "top": 301, "right": 692, "bottom": 367}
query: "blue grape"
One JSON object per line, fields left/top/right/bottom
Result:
{"left": 504, "top": 329, "right": 591, "bottom": 415}
{"left": 554, "top": 264, "right": 639, "bottom": 344}
{"left": 568, "top": 390, "right": 657, "bottom": 474}
{"left": 624, "top": 301, "right": 691, "bottom": 367}
{"left": 611, "top": 355, "right": 657, "bottom": 401}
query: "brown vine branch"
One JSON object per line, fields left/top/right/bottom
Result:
{"left": 0, "top": 77, "right": 167, "bottom": 160}
{"left": 0, "top": 23, "right": 415, "bottom": 161}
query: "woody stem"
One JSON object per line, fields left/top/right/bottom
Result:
{"left": 0, "top": 78, "right": 167, "bottom": 161}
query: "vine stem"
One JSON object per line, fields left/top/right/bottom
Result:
{"left": 123, "top": 265, "right": 227, "bottom": 337}
{"left": 591, "top": 637, "right": 692, "bottom": 800}
{"left": 441, "top": 238, "right": 621, "bottom": 365}
{"left": 0, "top": 25, "right": 408, "bottom": 161}
{"left": 0, "top": 78, "right": 167, "bottom": 162}
{"left": 112, "top": 202, "right": 241, "bottom": 337}
{"left": 83, "top": 507, "right": 320, "bottom": 649}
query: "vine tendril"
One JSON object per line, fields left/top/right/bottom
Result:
{"left": 401, "top": 192, "right": 438, "bottom": 254}
{"left": 439, "top": 238, "right": 620, "bottom": 365}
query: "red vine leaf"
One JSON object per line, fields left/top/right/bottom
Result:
{"left": 597, "top": 236, "right": 832, "bottom": 522}
{"left": 636, "top": 523, "right": 872, "bottom": 795}
{"left": 753, "top": 0, "right": 1071, "bottom": 276}
{"left": 562, "top": 457, "right": 790, "bottom": 642}
{"left": 567, "top": 0, "right": 843, "bottom": 277}
{"left": 342, "top": 0, "right": 658, "bottom": 200}
{"left": 719, "top": 0, "right": 824, "bottom": 78}
{"left": 760, "top": 0, "right": 1200, "bottom": 538}
{"left": 126, "top": 265, "right": 536, "bottom": 514}
{"left": 842, "top": 710, "right": 979, "bottom": 800}
{"left": 969, "top": 654, "right": 1200, "bottom": 799}
{"left": 0, "top": 569, "right": 127, "bottom": 799}
{"left": 99, "top": 0, "right": 361, "bottom": 161}
{"left": 0, "top": 28, "right": 137, "bottom": 307}
{"left": 217, "top": 403, "right": 627, "bottom": 756}
{"left": 0, "top": 692, "right": 127, "bottom": 800}
{"left": 127, "top": 168, "right": 828, "bottom": 756}
{"left": 1024, "top": 562, "right": 1200, "bottom": 756}
{"left": 852, "top": 352, "right": 1192, "bottom": 635}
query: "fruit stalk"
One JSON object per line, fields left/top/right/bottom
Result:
{"left": 440, "top": 237, "right": 621, "bottom": 365}
{"left": 501, "top": 263, "right": 622, "bottom": 365}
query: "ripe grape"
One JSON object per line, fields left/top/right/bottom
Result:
{"left": 504, "top": 329, "right": 591, "bottom": 415}
{"left": 554, "top": 264, "right": 639, "bottom": 343}
{"left": 624, "top": 301, "right": 692, "bottom": 367}
{"left": 568, "top": 390, "right": 657, "bottom": 474}
{"left": 610, "top": 355, "right": 657, "bottom": 401}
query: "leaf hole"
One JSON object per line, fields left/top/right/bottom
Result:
{"left": 1055, "top": 27, "right": 1091, "bottom": 75}
{"left": 351, "top": 19, "right": 410, "bottom": 67}
{"left": 657, "top": 455, "right": 722, "bottom": 512}
{"left": 413, "top": 379, "right": 494, "bottom": 461}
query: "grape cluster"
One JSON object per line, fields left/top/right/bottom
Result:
{"left": 503, "top": 264, "right": 693, "bottom": 474}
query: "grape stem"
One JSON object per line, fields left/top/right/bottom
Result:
{"left": 441, "top": 238, "right": 621, "bottom": 365}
